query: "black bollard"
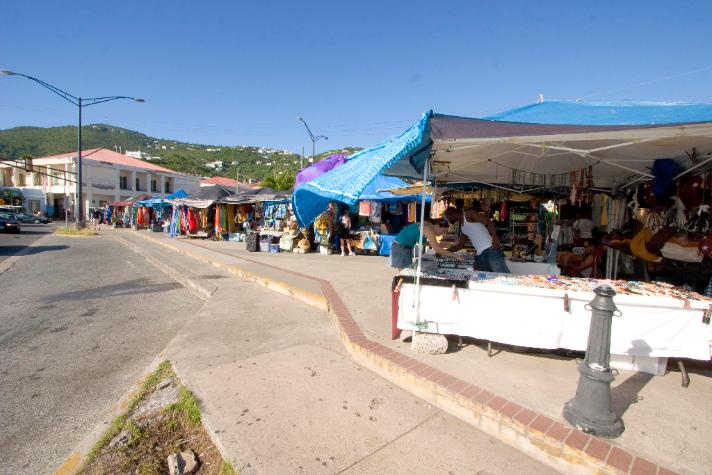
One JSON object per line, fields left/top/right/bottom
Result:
{"left": 563, "top": 285, "right": 624, "bottom": 438}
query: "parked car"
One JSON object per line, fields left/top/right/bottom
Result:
{"left": 0, "top": 213, "right": 21, "bottom": 233}
{"left": 13, "top": 212, "right": 51, "bottom": 224}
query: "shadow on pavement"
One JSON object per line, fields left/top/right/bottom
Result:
{"left": 0, "top": 245, "right": 69, "bottom": 256}
{"left": 611, "top": 372, "right": 654, "bottom": 418}
{"left": 43, "top": 278, "right": 183, "bottom": 303}
{"left": 14, "top": 230, "right": 54, "bottom": 235}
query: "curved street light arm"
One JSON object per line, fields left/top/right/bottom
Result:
{"left": 298, "top": 117, "right": 317, "bottom": 142}
{"left": 83, "top": 96, "right": 145, "bottom": 107}
{"left": 2, "top": 71, "right": 80, "bottom": 105}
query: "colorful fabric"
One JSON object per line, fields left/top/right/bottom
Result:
{"left": 407, "top": 203, "right": 417, "bottom": 223}
{"left": 359, "top": 201, "right": 371, "bottom": 216}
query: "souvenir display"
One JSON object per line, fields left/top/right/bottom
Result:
{"left": 400, "top": 257, "right": 711, "bottom": 302}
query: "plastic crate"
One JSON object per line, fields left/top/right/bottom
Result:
{"left": 269, "top": 244, "right": 280, "bottom": 253}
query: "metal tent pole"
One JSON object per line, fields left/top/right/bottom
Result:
{"left": 412, "top": 158, "right": 430, "bottom": 350}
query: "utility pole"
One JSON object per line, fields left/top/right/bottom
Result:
{"left": 297, "top": 116, "right": 327, "bottom": 164}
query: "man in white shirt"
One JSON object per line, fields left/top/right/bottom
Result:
{"left": 444, "top": 204, "right": 510, "bottom": 273}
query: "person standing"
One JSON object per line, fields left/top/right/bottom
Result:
{"left": 389, "top": 220, "right": 463, "bottom": 270}
{"left": 339, "top": 208, "right": 354, "bottom": 256}
{"left": 92, "top": 208, "right": 101, "bottom": 230}
{"left": 444, "top": 204, "right": 510, "bottom": 273}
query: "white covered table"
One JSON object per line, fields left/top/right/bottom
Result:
{"left": 395, "top": 270, "right": 712, "bottom": 375}
{"left": 505, "top": 259, "right": 561, "bottom": 276}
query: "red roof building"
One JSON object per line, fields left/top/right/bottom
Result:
{"left": 201, "top": 176, "right": 257, "bottom": 189}
{"left": 2, "top": 147, "right": 201, "bottom": 219}
{"left": 37, "top": 147, "right": 179, "bottom": 174}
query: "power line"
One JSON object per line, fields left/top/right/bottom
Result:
{"left": 576, "top": 65, "right": 712, "bottom": 100}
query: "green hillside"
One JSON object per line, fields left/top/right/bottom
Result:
{"left": 0, "top": 124, "right": 361, "bottom": 182}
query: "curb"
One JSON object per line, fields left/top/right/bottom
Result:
{"left": 129, "top": 231, "right": 679, "bottom": 475}
{"left": 136, "top": 232, "right": 329, "bottom": 313}
{"left": 116, "top": 235, "right": 217, "bottom": 300}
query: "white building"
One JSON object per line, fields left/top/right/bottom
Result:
{"left": 205, "top": 160, "right": 224, "bottom": 170}
{"left": 0, "top": 147, "right": 200, "bottom": 219}
{"left": 125, "top": 150, "right": 148, "bottom": 159}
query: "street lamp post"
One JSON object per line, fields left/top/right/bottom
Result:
{"left": 297, "top": 116, "right": 327, "bottom": 164}
{"left": 1, "top": 70, "right": 144, "bottom": 227}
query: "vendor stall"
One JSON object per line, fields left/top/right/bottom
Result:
{"left": 294, "top": 100, "right": 712, "bottom": 373}
{"left": 169, "top": 185, "right": 235, "bottom": 238}
{"left": 133, "top": 197, "right": 174, "bottom": 231}
{"left": 218, "top": 187, "right": 294, "bottom": 249}
{"left": 349, "top": 175, "right": 429, "bottom": 255}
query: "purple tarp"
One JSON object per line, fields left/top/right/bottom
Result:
{"left": 294, "top": 153, "right": 348, "bottom": 189}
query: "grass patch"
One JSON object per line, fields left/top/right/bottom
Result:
{"left": 127, "top": 360, "right": 174, "bottom": 414}
{"left": 219, "top": 461, "right": 237, "bottom": 475}
{"left": 55, "top": 227, "right": 98, "bottom": 236}
{"left": 87, "top": 414, "right": 127, "bottom": 461}
{"left": 80, "top": 360, "right": 226, "bottom": 474}
{"left": 165, "top": 386, "right": 202, "bottom": 427}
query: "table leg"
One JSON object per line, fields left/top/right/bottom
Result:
{"left": 677, "top": 360, "right": 690, "bottom": 388}
{"left": 391, "top": 286, "right": 401, "bottom": 340}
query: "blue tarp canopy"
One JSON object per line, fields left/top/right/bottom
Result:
{"left": 357, "top": 174, "right": 431, "bottom": 203}
{"left": 134, "top": 197, "right": 169, "bottom": 208}
{"left": 484, "top": 101, "right": 712, "bottom": 125}
{"left": 293, "top": 101, "right": 712, "bottom": 226}
{"left": 166, "top": 189, "right": 189, "bottom": 199}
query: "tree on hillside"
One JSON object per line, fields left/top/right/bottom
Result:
{"left": 261, "top": 173, "right": 295, "bottom": 191}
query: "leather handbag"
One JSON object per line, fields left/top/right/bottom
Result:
{"left": 629, "top": 214, "right": 663, "bottom": 262}
{"left": 645, "top": 225, "right": 676, "bottom": 254}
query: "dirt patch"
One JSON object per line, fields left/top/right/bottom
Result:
{"left": 80, "top": 361, "right": 235, "bottom": 475}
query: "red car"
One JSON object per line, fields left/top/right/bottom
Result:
{"left": 0, "top": 212, "right": 22, "bottom": 233}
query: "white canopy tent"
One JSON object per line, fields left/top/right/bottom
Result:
{"left": 386, "top": 118, "right": 712, "bottom": 191}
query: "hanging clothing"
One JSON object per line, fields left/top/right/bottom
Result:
{"left": 188, "top": 209, "right": 198, "bottom": 233}
{"left": 201, "top": 209, "right": 208, "bottom": 229}
{"left": 407, "top": 203, "right": 417, "bottom": 223}
{"left": 314, "top": 212, "right": 330, "bottom": 237}
{"left": 369, "top": 202, "right": 382, "bottom": 224}
{"left": 359, "top": 201, "right": 371, "bottom": 217}
{"left": 215, "top": 206, "right": 222, "bottom": 237}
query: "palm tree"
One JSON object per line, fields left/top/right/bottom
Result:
{"left": 262, "top": 173, "right": 295, "bottom": 191}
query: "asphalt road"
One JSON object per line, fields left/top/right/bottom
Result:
{"left": 0, "top": 233, "right": 202, "bottom": 474}
{"left": 0, "top": 222, "right": 62, "bottom": 263}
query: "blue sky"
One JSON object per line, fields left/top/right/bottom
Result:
{"left": 2, "top": 0, "right": 711, "bottom": 154}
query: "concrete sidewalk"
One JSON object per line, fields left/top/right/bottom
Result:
{"left": 115, "top": 230, "right": 552, "bottom": 474}
{"left": 122, "top": 228, "right": 712, "bottom": 475}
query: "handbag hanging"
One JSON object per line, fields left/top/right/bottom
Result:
{"left": 629, "top": 213, "right": 663, "bottom": 263}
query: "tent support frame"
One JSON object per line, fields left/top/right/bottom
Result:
{"left": 412, "top": 158, "right": 430, "bottom": 349}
